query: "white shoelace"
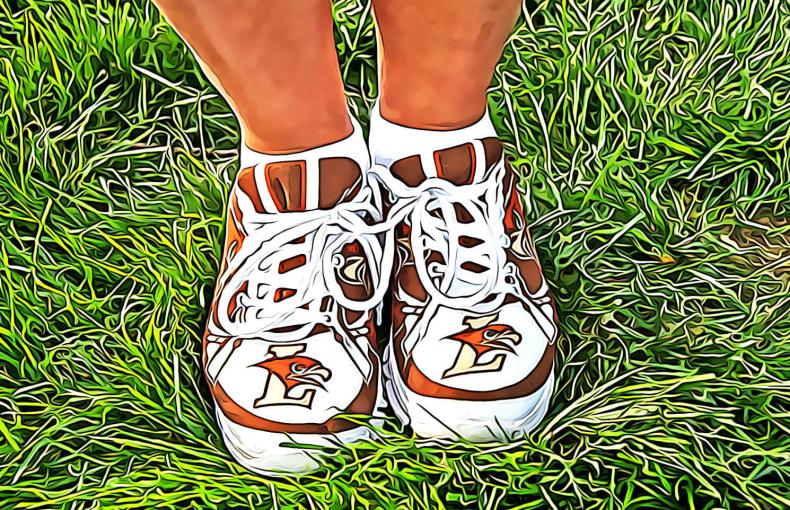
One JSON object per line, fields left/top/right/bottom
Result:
{"left": 370, "top": 161, "right": 531, "bottom": 353}
{"left": 206, "top": 184, "right": 393, "bottom": 381}
{"left": 206, "top": 157, "right": 540, "bottom": 378}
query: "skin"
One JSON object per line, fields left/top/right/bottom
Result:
{"left": 153, "top": 0, "right": 352, "bottom": 154}
{"left": 373, "top": 0, "right": 522, "bottom": 130}
{"left": 154, "top": 0, "right": 522, "bottom": 148}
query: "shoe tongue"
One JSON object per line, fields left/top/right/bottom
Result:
{"left": 240, "top": 157, "right": 363, "bottom": 213}
{"left": 389, "top": 138, "right": 503, "bottom": 187}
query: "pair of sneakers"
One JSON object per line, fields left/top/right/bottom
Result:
{"left": 203, "top": 109, "right": 558, "bottom": 475}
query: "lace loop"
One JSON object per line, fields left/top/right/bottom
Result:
{"left": 209, "top": 185, "right": 392, "bottom": 340}
{"left": 370, "top": 162, "right": 513, "bottom": 314}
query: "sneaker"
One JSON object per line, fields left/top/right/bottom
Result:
{"left": 370, "top": 113, "right": 558, "bottom": 442}
{"left": 204, "top": 127, "right": 389, "bottom": 474}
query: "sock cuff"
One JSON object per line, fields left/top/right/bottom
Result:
{"left": 368, "top": 100, "right": 497, "bottom": 167}
{"left": 240, "top": 115, "right": 370, "bottom": 172}
{"left": 235, "top": 115, "right": 372, "bottom": 213}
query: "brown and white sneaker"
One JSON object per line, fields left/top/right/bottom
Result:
{"left": 204, "top": 123, "right": 390, "bottom": 474}
{"left": 370, "top": 109, "right": 558, "bottom": 442}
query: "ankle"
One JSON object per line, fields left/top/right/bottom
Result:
{"left": 377, "top": 94, "right": 489, "bottom": 131}
{"left": 241, "top": 110, "right": 354, "bottom": 155}
{"left": 368, "top": 100, "right": 497, "bottom": 167}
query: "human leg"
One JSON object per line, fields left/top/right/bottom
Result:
{"left": 370, "top": 0, "right": 558, "bottom": 442}
{"left": 154, "top": 0, "right": 386, "bottom": 475}
{"left": 154, "top": 0, "right": 351, "bottom": 153}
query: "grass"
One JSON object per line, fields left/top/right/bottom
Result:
{"left": 0, "top": 0, "right": 788, "bottom": 507}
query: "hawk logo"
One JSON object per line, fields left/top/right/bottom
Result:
{"left": 442, "top": 313, "right": 521, "bottom": 379}
{"left": 254, "top": 344, "right": 332, "bottom": 408}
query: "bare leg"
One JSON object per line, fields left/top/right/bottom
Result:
{"left": 154, "top": 0, "right": 351, "bottom": 153}
{"left": 372, "top": 0, "right": 521, "bottom": 129}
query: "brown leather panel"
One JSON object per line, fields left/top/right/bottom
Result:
{"left": 397, "top": 271, "right": 427, "bottom": 308}
{"left": 454, "top": 203, "right": 474, "bottom": 223}
{"left": 502, "top": 171, "right": 519, "bottom": 231}
{"left": 434, "top": 143, "right": 475, "bottom": 185}
{"left": 458, "top": 236, "right": 483, "bottom": 248}
{"left": 273, "top": 288, "right": 297, "bottom": 302}
{"left": 279, "top": 255, "right": 306, "bottom": 274}
{"left": 268, "top": 323, "right": 330, "bottom": 336}
{"left": 318, "top": 157, "right": 362, "bottom": 209}
{"left": 460, "top": 261, "right": 486, "bottom": 274}
{"left": 426, "top": 249, "right": 446, "bottom": 268}
{"left": 511, "top": 257, "right": 545, "bottom": 295}
{"left": 391, "top": 155, "right": 426, "bottom": 186}
{"left": 320, "top": 297, "right": 331, "bottom": 312}
{"left": 344, "top": 179, "right": 362, "bottom": 203}
{"left": 481, "top": 137, "right": 503, "bottom": 169}
{"left": 264, "top": 161, "right": 306, "bottom": 212}
{"left": 395, "top": 225, "right": 428, "bottom": 301}
{"left": 237, "top": 166, "right": 265, "bottom": 213}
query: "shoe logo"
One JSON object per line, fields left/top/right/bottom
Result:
{"left": 253, "top": 344, "right": 332, "bottom": 408}
{"left": 340, "top": 255, "right": 367, "bottom": 283}
{"left": 442, "top": 313, "right": 521, "bottom": 379}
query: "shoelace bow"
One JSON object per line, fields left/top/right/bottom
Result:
{"left": 369, "top": 161, "right": 530, "bottom": 355}
{"left": 206, "top": 160, "right": 532, "bottom": 379}
{"left": 206, "top": 184, "right": 394, "bottom": 381}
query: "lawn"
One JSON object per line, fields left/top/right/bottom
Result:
{"left": 0, "top": 0, "right": 788, "bottom": 508}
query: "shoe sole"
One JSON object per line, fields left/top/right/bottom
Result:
{"left": 214, "top": 372, "right": 386, "bottom": 477}
{"left": 383, "top": 342, "right": 554, "bottom": 443}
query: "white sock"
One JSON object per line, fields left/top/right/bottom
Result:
{"left": 237, "top": 116, "right": 371, "bottom": 212}
{"left": 239, "top": 116, "right": 370, "bottom": 174}
{"left": 367, "top": 101, "right": 497, "bottom": 168}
